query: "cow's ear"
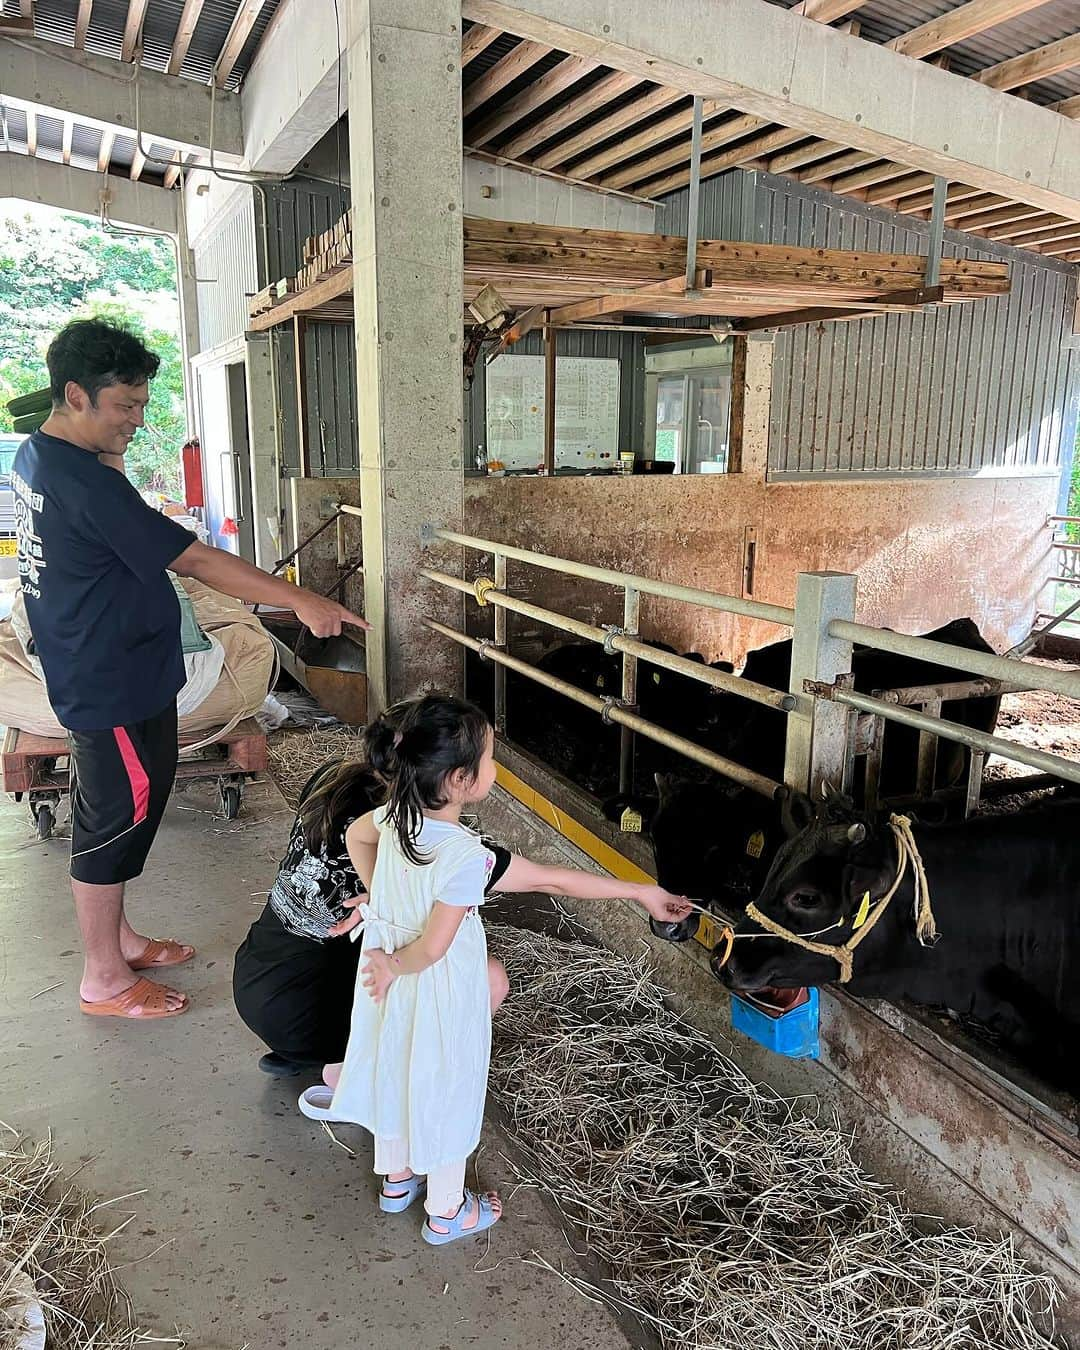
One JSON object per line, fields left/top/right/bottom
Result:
{"left": 654, "top": 773, "right": 675, "bottom": 804}
{"left": 780, "top": 787, "right": 814, "bottom": 836}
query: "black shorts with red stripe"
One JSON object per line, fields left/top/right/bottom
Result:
{"left": 68, "top": 702, "right": 179, "bottom": 886}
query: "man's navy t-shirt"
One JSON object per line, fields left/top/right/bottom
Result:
{"left": 12, "top": 430, "right": 195, "bottom": 731}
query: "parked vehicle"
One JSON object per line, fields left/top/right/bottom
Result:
{"left": 0, "top": 432, "right": 25, "bottom": 581}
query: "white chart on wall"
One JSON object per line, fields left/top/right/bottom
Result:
{"left": 484, "top": 355, "right": 620, "bottom": 471}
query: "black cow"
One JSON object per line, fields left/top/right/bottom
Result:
{"left": 719, "top": 792, "right": 1080, "bottom": 1095}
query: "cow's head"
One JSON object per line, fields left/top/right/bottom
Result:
{"left": 717, "top": 791, "right": 898, "bottom": 991}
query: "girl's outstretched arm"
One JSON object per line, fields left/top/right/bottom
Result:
{"left": 495, "top": 856, "right": 692, "bottom": 924}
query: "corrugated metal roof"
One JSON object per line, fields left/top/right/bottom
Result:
{"left": 0, "top": 0, "right": 283, "bottom": 90}
{"left": 768, "top": 0, "right": 1080, "bottom": 104}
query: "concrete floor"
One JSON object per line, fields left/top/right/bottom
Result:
{"left": 0, "top": 774, "right": 638, "bottom": 1350}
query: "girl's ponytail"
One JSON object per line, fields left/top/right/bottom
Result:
{"left": 365, "top": 709, "right": 403, "bottom": 781}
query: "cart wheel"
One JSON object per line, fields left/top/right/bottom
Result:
{"left": 220, "top": 784, "right": 242, "bottom": 820}
{"left": 35, "top": 804, "right": 55, "bottom": 840}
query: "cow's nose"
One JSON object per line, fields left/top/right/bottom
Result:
{"left": 649, "top": 913, "right": 700, "bottom": 943}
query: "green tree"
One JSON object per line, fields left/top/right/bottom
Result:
{"left": 0, "top": 206, "right": 186, "bottom": 496}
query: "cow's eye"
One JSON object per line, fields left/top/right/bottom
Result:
{"left": 789, "top": 890, "right": 821, "bottom": 910}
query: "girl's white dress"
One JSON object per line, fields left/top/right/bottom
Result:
{"left": 329, "top": 806, "right": 496, "bottom": 1172}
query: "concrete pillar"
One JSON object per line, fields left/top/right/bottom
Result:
{"left": 243, "top": 335, "right": 283, "bottom": 570}
{"left": 346, "top": 0, "right": 465, "bottom": 711}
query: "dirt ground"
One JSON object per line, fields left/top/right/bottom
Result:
{"left": 985, "top": 655, "right": 1080, "bottom": 789}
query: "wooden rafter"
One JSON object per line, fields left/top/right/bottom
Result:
{"left": 571, "top": 98, "right": 723, "bottom": 180}
{"left": 97, "top": 128, "right": 114, "bottom": 172}
{"left": 960, "top": 200, "right": 1046, "bottom": 229}
{"left": 888, "top": 0, "right": 1056, "bottom": 60}
{"left": 989, "top": 212, "right": 1078, "bottom": 240}
{"left": 469, "top": 54, "right": 596, "bottom": 147}
{"left": 500, "top": 70, "right": 642, "bottom": 161}
{"left": 896, "top": 182, "right": 985, "bottom": 215}
{"left": 829, "top": 161, "right": 918, "bottom": 195}
{"left": 974, "top": 32, "right": 1080, "bottom": 91}
{"left": 166, "top": 0, "right": 207, "bottom": 78}
{"left": 121, "top": 0, "right": 148, "bottom": 62}
{"left": 790, "top": 0, "right": 866, "bottom": 21}
{"left": 629, "top": 126, "right": 809, "bottom": 197}
{"left": 461, "top": 22, "right": 500, "bottom": 65}
{"left": 61, "top": 117, "right": 73, "bottom": 165}
{"left": 462, "top": 38, "right": 552, "bottom": 117}
{"left": 163, "top": 152, "right": 188, "bottom": 190}
{"left": 214, "top": 0, "right": 267, "bottom": 88}
{"left": 531, "top": 85, "right": 682, "bottom": 171}
{"left": 20, "top": 0, "right": 33, "bottom": 16}
{"left": 130, "top": 142, "right": 146, "bottom": 181}
{"left": 799, "top": 149, "right": 877, "bottom": 186}
{"left": 25, "top": 108, "right": 36, "bottom": 157}
{"left": 74, "top": 0, "right": 92, "bottom": 49}
{"left": 770, "top": 139, "right": 848, "bottom": 175}
{"left": 1013, "top": 220, "right": 1080, "bottom": 246}
{"left": 1052, "top": 94, "right": 1080, "bottom": 117}
{"left": 602, "top": 111, "right": 763, "bottom": 191}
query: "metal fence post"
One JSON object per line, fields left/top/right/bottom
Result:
{"left": 619, "top": 587, "right": 640, "bottom": 795}
{"left": 785, "top": 572, "right": 857, "bottom": 797}
{"left": 493, "top": 551, "right": 507, "bottom": 736}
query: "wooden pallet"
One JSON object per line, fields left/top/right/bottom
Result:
{"left": 1, "top": 719, "right": 267, "bottom": 795}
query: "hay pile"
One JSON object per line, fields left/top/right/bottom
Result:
{"left": 266, "top": 726, "right": 365, "bottom": 805}
{"left": 0, "top": 1125, "right": 181, "bottom": 1350}
{"left": 488, "top": 923, "right": 1061, "bottom": 1350}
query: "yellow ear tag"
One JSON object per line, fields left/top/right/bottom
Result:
{"left": 620, "top": 807, "right": 643, "bottom": 834}
{"left": 852, "top": 891, "right": 871, "bottom": 930}
{"left": 745, "top": 830, "right": 765, "bottom": 859}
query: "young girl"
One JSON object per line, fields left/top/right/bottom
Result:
{"left": 299, "top": 692, "right": 692, "bottom": 1246}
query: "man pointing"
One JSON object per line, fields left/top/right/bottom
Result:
{"left": 13, "top": 318, "right": 368, "bottom": 1021}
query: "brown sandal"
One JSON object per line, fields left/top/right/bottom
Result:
{"left": 80, "top": 977, "right": 189, "bottom": 1020}
{"left": 129, "top": 938, "right": 196, "bottom": 971}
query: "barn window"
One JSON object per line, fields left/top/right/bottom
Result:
{"left": 645, "top": 341, "right": 734, "bottom": 475}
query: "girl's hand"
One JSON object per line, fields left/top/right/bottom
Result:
{"left": 636, "top": 884, "right": 693, "bottom": 923}
{"left": 328, "top": 895, "right": 364, "bottom": 938}
{"left": 361, "top": 948, "right": 397, "bottom": 1003}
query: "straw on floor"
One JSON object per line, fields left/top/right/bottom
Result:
{"left": 267, "top": 726, "right": 366, "bottom": 805}
{"left": 487, "top": 921, "right": 1061, "bottom": 1350}
{"left": 0, "top": 1124, "right": 181, "bottom": 1350}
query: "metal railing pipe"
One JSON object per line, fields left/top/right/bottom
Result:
{"left": 433, "top": 528, "right": 795, "bottom": 626}
{"left": 425, "top": 619, "right": 785, "bottom": 800}
{"left": 419, "top": 569, "right": 797, "bottom": 712}
{"left": 835, "top": 689, "right": 1080, "bottom": 787}
{"left": 829, "top": 620, "right": 1080, "bottom": 703}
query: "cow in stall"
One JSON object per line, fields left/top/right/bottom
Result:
{"left": 715, "top": 790, "right": 1080, "bottom": 1096}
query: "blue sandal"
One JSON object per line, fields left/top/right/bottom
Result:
{"left": 379, "top": 1174, "right": 427, "bottom": 1213}
{"left": 422, "top": 1189, "right": 501, "bottom": 1245}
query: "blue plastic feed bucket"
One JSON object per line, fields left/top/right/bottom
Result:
{"left": 730, "top": 987, "right": 820, "bottom": 1059}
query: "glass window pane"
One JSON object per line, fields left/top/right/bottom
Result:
{"left": 654, "top": 375, "right": 684, "bottom": 464}
{"left": 686, "top": 370, "right": 732, "bottom": 474}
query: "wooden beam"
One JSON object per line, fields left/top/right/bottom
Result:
{"left": 96, "top": 127, "right": 114, "bottom": 172}
{"left": 163, "top": 155, "right": 185, "bottom": 190}
{"left": 166, "top": 0, "right": 207, "bottom": 78}
{"left": 790, "top": 0, "right": 865, "bottom": 21}
{"left": 770, "top": 138, "right": 848, "bottom": 175}
{"left": 1038, "top": 241, "right": 1080, "bottom": 258}
{"left": 214, "top": 0, "right": 267, "bottom": 88}
{"left": 461, "top": 22, "right": 500, "bottom": 65}
{"left": 1008, "top": 220, "right": 1080, "bottom": 246}
{"left": 74, "top": 0, "right": 92, "bottom": 50}
{"left": 1051, "top": 94, "right": 1080, "bottom": 118}
{"left": 0, "top": 14, "right": 34, "bottom": 30}
{"left": 121, "top": 0, "right": 149, "bottom": 62}
{"left": 887, "top": 0, "right": 1056, "bottom": 61}
{"left": 462, "top": 38, "right": 552, "bottom": 117}
{"left": 20, "top": 0, "right": 33, "bottom": 16}
{"left": 601, "top": 111, "right": 763, "bottom": 190}
{"left": 627, "top": 125, "right": 809, "bottom": 196}
{"left": 130, "top": 142, "right": 146, "bottom": 181}
{"left": 532, "top": 85, "right": 682, "bottom": 171}
{"left": 896, "top": 182, "right": 985, "bottom": 214}
{"left": 501, "top": 70, "right": 642, "bottom": 161}
{"left": 469, "top": 54, "right": 596, "bottom": 147}
{"left": 574, "top": 98, "right": 722, "bottom": 182}
{"left": 546, "top": 276, "right": 700, "bottom": 325}
{"left": 25, "top": 108, "right": 36, "bottom": 157}
{"left": 988, "top": 212, "right": 1077, "bottom": 239}
{"left": 735, "top": 286, "right": 946, "bottom": 332}
{"left": 974, "top": 33, "right": 1080, "bottom": 91}
{"left": 958, "top": 200, "right": 1046, "bottom": 229}
{"left": 802, "top": 150, "right": 882, "bottom": 188}
{"left": 831, "top": 160, "right": 914, "bottom": 195}
{"left": 61, "top": 117, "right": 73, "bottom": 165}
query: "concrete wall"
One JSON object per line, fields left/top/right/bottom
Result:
{"left": 288, "top": 475, "right": 362, "bottom": 599}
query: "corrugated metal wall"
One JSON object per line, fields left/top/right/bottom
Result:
{"left": 655, "top": 170, "right": 1080, "bottom": 479}
{"left": 463, "top": 328, "right": 647, "bottom": 462}
{"left": 261, "top": 178, "right": 359, "bottom": 477}
{"left": 192, "top": 188, "right": 258, "bottom": 352}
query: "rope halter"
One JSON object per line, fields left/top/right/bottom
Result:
{"left": 735, "top": 813, "right": 937, "bottom": 985}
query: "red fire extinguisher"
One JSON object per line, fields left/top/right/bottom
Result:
{"left": 181, "top": 437, "right": 205, "bottom": 509}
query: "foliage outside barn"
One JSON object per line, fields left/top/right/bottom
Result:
{"left": 0, "top": 203, "right": 185, "bottom": 497}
